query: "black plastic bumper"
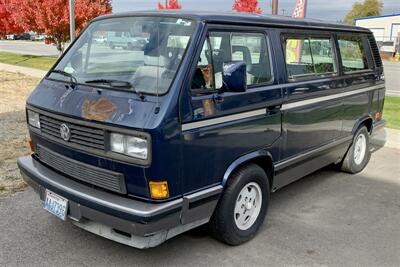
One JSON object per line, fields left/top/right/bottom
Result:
{"left": 370, "top": 121, "right": 386, "bottom": 152}
{"left": 17, "top": 155, "right": 222, "bottom": 237}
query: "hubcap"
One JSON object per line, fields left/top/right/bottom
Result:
{"left": 234, "top": 182, "right": 262, "bottom": 230}
{"left": 354, "top": 134, "right": 366, "bottom": 165}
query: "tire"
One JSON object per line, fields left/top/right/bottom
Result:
{"left": 340, "top": 126, "right": 371, "bottom": 174}
{"left": 209, "top": 163, "right": 270, "bottom": 245}
{"left": 109, "top": 42, "right": 115, "bottom": 49}
{"left": 127, "top": 42, "right": 134, "bottom": 50}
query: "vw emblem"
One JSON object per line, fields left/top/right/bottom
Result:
{"left": 60, "top": 123, "right": 71, "bottom": 141}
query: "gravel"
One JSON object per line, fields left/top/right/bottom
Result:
{"left": 0, "top": 71, "right": 39, "bottom": 196}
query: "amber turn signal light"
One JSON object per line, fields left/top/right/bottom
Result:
{"left": 149, "top": 181, "right": 169, "bottom": 199}
{"left": 27, "top": 138, "right": 35, "bottom": 153}
{"left": 375, "top": 112, "right": 382, "bottom": 121}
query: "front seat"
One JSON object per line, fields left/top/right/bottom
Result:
{"left": 231, "top": 45, "right": 254, "bottom": 85}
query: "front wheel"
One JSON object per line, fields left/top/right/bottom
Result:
{"left": 340, "top": 126, "right": 371, "bottom": 173}
{"left": 209, "top": 164, "right": 270, "bottom": 245}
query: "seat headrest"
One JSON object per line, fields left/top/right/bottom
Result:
{"left": 232, "top": 45, "right": 252, "bottom": 72}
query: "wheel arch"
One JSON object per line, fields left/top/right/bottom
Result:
{"left": 222, "top": 150, "right": 274, "bottom": 190}
{"left": 352, "top": 115, "right": 373, "bottom": 135}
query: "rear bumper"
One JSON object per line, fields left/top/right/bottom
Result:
{"left": 370, "top": 121, "right": 386, "bottom": 152}
{"left": 17, "top": 155, "right": 222, "bottom": 248}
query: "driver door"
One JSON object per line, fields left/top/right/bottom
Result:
{"left": 180, "top": 28, "right": 283, "bottom": 193}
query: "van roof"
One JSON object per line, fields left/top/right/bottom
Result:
{"left": 93, "top": 10, "right": 371, "bottom": 33}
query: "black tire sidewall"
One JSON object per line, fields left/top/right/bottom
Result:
{"left": 348, "top": 127, "right": 371, "bottom": 173}
{"left": 214, "top": 164, "right": 270, "bottom": 244}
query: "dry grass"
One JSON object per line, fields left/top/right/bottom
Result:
{"left": 0, "top": 71, "right": 39, "bottom": 197}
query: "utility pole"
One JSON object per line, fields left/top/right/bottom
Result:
{"left": 272, "top": 0, "right": 278, "bottom": 15}
{"left": 69, "top": 0, "right": 75, "bottom": 42}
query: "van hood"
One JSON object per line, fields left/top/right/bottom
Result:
{"left": 27, "top": 79, "right": 157, "bottom": 129}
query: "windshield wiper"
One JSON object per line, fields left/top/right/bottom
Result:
{"left": 49, "top": 69, "right": 77, "bottom": 89}
{"left": 85, "top": 79, "right": 133, "bottom": 89}
{"left": 85, "top": 79, "right": 146, "bottom": 100}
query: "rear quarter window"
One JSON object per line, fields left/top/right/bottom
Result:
{"left": 283, "top": 35, "right": 337, "bottom": 80}
{"left": 338, "top": 35, "right": 369, "bottom": 73}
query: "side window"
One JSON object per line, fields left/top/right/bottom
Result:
{"left": 338, "top": 36, "right": 369, "bottom": 72}
{"left": 284, "top": 35, "right": 337, "bottom": 79}
{"left": 191, "top": 31, "right": 273, "bottom": 92}
{"left": 231, "top": 33, "right": 272, "bottom": 86}
{"left": 191, "top": 40, "right": 214, "bottom": 90}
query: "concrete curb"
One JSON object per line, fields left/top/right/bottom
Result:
{"left": 385, "top": 128, "right": 400, "bottom": 150}
{"left": 0, "top": 63, "right": 47, "bottom": 78}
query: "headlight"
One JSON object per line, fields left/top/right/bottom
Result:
{"left": 110, "top": 133, "right": 148, "bottom": 160}
{"left": 27, "top": 110, "right": 40, "bottom": 129}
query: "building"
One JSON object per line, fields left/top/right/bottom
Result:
{"left": 355, "top": 13, "right": 400, "bottom": 42}
{"left": 355, "top": 14, "right": 400, "bottom": 55}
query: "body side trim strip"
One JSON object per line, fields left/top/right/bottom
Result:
{"left": 274, "top": 135, "right": 353, "bottom": 171}
{"left": 182, "top": 85, "right": 383, "bottom": 131}
{"left": 182, "top": 108, "right": 266, "bottom": 131}
{"left": 281, "top": 85, "right": 383, "bottom": 110}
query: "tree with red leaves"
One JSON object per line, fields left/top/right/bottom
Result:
{"left": 232, "top": 0, "right": 262, "bottom": 14}
{"left": 7, "top": 0, "right": 111, "bottom": 53}
{"left": 158, "top": 0, "right": 181, "bottom": 10}
{"left": 0, "top": 0, "right": 23, "bottom": 36}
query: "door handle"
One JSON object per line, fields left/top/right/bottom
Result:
{"left": 213, "top": 93, "right": 224, "bottom": 104}
{"left": 266, "top": 104, "right": 281, "bottom": 115}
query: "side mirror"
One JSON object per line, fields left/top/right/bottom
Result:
{"left": 222, "top": 61, "right": 247, "bottom": 93}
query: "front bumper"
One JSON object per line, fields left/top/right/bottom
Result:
{"left": 17, "top": 155, "right": 222, "bottom": 248}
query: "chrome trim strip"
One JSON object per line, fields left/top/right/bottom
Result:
{"left": 182, "top": 85, "right": 384, "bottom": 132}
{"left": 281, "top": 85, "right": 384, "bottom": 110}
{"left": 182, "top": 109, "right": 266, "bottom": 131}
{"left": 274, "top": 135, "right": 353, "bottom": 171}
{"left": 18, "top": 156, "right": 223, "bottom": 219}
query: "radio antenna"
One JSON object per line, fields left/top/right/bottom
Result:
{"left": 154, "top": 22, "right": 161, "bottom": 114}
{"left": 155, "top": 22, "right": 161, "bottom": 114}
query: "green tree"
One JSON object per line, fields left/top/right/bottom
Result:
{"left": 344, "top": 0, "right": 383, "bottom": 24}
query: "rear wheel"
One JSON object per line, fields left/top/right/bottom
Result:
{"left": 209, "top": 164, "right": 270, "bottom": 245}
{"left": 109, "top": 42, "right": 115, "bottom": 49}
{"left": 340, "top": 126, "right": 371, "bottom": 173}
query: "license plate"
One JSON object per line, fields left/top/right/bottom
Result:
{"left": 43, "top": 190, "right": 68, "bottom": 221}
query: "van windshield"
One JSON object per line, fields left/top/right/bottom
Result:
{"left": 49, "top": 16, "right": 195, "bottom": 95}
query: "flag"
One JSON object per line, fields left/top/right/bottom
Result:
{"left": 287, "top": 0, "right": 308, "bottom": 64}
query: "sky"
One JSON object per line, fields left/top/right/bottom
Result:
{"left": 112, "top": 0, "right": 400, "bottom": 22}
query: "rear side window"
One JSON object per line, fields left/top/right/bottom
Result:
{"left": 338, "top": 36, "right": 369, "bottom": 72}
{"left": 284, "top": 35, "right": 337, "bottom": 79}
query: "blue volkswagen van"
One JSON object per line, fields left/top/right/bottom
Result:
{"left": 18, "top": 11, "right": 386, "bottom": 248}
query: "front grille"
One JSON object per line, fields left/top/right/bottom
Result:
{"left": 39, "top": 115, "right": 105, "bottom": 150}
{"left": 37, "top": 145, "right": 126, "bottom": 194}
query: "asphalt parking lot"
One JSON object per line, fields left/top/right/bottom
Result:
{"left": 1, "top": 147, "right": 399, "bottom": 266}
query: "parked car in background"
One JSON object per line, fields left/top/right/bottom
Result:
{"left": 94, "top": 35, "right": 107, "bottom": 44}
{"left": 107, "top": 31, "right": 148, "bottom": 50}
{"left": 380, "top": 40, "right": 396, "bottom": 56}
{"left": 30, "top": 34, "right": 46, "bottom": 41}
{"left": 18, "top": 11, "right": 386, "bottom": 249}
{"left": 14, "top": 33, "right": 31, "bottom": 40}
{"left": 6, "top": 34, "right": 15, "bottom": 40}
